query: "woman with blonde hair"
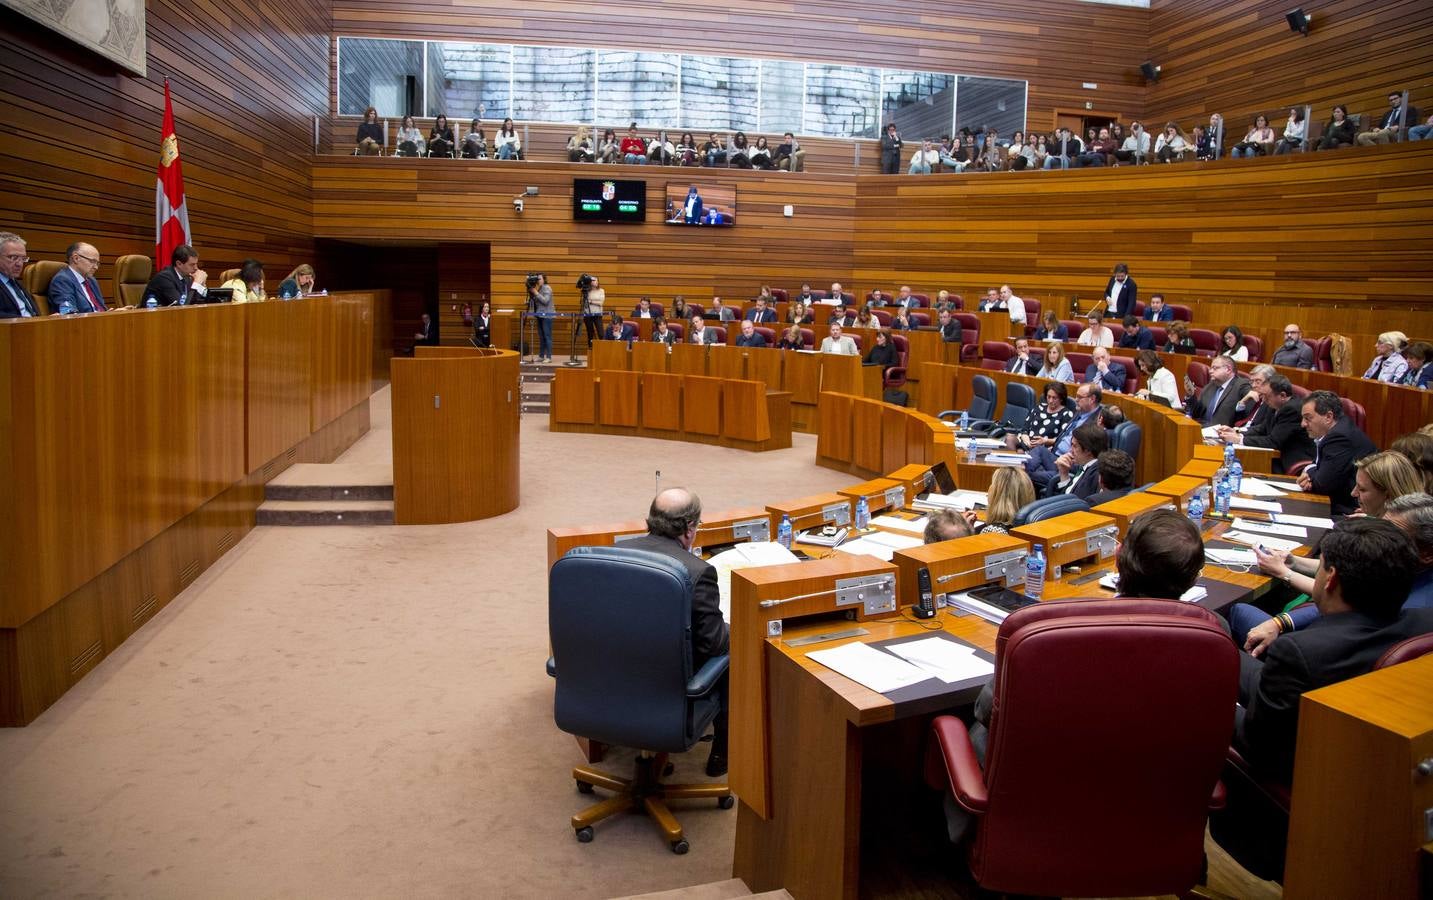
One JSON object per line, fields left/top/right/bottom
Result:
{"left": 567, "top": 125, "right": 595, "bottom": 162}
{"left": 963, "top": 467, "right": 1036, "bottom": 535}
{"left": 1363, "top": 331, "right": 1409, "bottom": 383}
{"left": 1350, "top": 451, "right": 1424, "bottom": 519}
{"left": 1037, "top": 341, "right": 1073, "bottom": 382}
{"left": 278, "top": 264, "right": 316, "bottom": 299}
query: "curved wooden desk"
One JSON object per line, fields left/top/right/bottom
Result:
{"left": 391, "top": 347, "right": 520, "bottom": 524}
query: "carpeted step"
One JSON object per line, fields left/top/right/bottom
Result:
{"left": 611, "top": 877, "right": 754, "bottom": 899}
{"left": 256, "top": 499, "right": 394, "bottom": 526}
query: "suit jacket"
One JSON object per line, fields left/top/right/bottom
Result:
{"left": 1085, "top": 486, "right": 1131, "bottom": 507}
{"left": 472, "top": 315, "right": 492, "bottom": 348}
{"left": 142, "top": 265, "right": 202, "bottom": 307}
{"left": 1035, "top": 324, "right": 1068, "bottom": 342}
{"left": 46, "top": 267, "right": 107, "bottom": 312}
{"left": 1307, "top": 417, "right": 1378, "bottom": 514}
{"left": 828, "top": 311, "right": 857, "bottom": 327}
{"left": 938, "top": 320, "right": 963, "bottom": 344}
{"left": 710, "top": 306, "right": 736, "bottom": 322}
{"left": 1187, "top": 376, "right": 1250, "bottom": 427}
{"left": 415, "top": 320, "right": 437, "bottom": 345}
{"left": 1271, "top": 341, "right": 1315, "bottom": 369}
{"left": 1005, "top": 355, "right": 1041, "bottom": 376}
{"left": 1103, "top": 276, "right": 1137, "bottom": 318}
{"left": 0, "top": 274, "right": 39, "bottom": 318}
{"left": 651, "top": 329, "right": 678, "bottom": 346}
{"left": 1241, "top": 402, "right": 1315, "bottom": 474}
{"left": 1084, "top": 361, "right": 1128, "bottom": 393}
{"left": 1143, "top": 307, "right": 1173, "bottom": 322}
{"left": 1050, "top": 461, "right": 1100, "bottom": 499}
{"left": 1380, "top": 104, "right": 1421, "bottom": 129}
{"left": 1119, "top": 328, "right": 1156, "bottom": 351}
{"left": 603, "top": 326, "right": 633, "bottom": 344}
{"left": 689, "top": 327, "right": 720, "bottom": 345}
{"left": 1238, "top": 609, "right": 1433, "bottom": 783}
{"left": 734, "top": 332, "right": 767, "bottom": 348}
{"left": 745, "top": 307, "right": 777, "bottom": 323}
{"left": 617, "top": 534, "right": 730, "bottom": 663}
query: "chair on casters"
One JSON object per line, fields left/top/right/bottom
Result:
{"left": 925, "top": 598, "right": 1237, "bottom": 897}
{"left": 939, "top": 373, "right": 998, "bottom": 429}
{"left": 1012, "top": 494, "right": 1089, "bottom": 526}
{"left": 547, "top": 546, "right": 732, "bottom": 853}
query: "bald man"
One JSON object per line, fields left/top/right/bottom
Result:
{"left": 47, "top": 242, "right": 108, "bottom": 313}
{"left": 619, "top": 488, "right": 731, "bottom": 776}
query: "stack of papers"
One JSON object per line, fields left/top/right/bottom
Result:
{"left": 1231, "top": 518, "right": 1308, "bottom": 539}
{"left": 913, "top": 490, "right": 987, "bottom": 513}
{"left": 870, "top": 514, "right": 927, "bottom": 535}
{"left": 805, "top": 642, "right": 933, "bottom": 693}
{"left": 1207, "top": 547, "right": 1258, "bottom": 566}
{"left": 795, "top": 527, "right": 848, "bottom": 547}
{"left": 985, "top": 452, "right": 1031, "bottom": 466}
{"left": 835, "top": 530, "right": 923, "bottom": 562}
{"left": 886, "top": 638, "right": 994, "bottom": 684}
{"left": 1229, "top": 496, "right": 1283, "bottom": 513}
{"left": 1222, "top": 531, "right": 1301, "bottom": 553}
{"left": 1275, "top": 513, "right": 1335, "bottom": 529}
{"left": 708, "top": 542, "right": 802, "bottom": 622}
{"left": 1236, "top": 478, "right": 1289, "bottom": 498}
{"left": 957, "top": 437, "right": 1008, "bottom": 450}
{"left": 1098, "top": 572, "right": 1208, "bottom": 603}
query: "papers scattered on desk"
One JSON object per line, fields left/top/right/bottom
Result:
{"left": 1206, "top": 547, "right": 1258, "bottom": 566}
{"left": 984, "top": 452, "right": 1031, "bottom": 466}
{"left": 1232, "top": 518, "right": 1309, "bottom": 539}
{"left": 1222, "top": 531, "right": 1302, "bottom": 553}
{"left": 835, "top": 529, "right": 923, "bottom": 562}
{"left": 806, "top": 642, "right": 934, "bottom": 694}
{"left": 1201, "top": 426, "right": 1224, "bottom": 441}
{"left": 957, "top": 437, "right": 1008, "bottom": 450}
{"left": 913, "top": 490, "right": 987, "bottom": 513}
{"left": 944, "top": 590, "right": 1016, "bottom": 625}
{"left": 1236, "top": 478, "right": 1291, "bottom": 498}
{"left": 1229, "top": 496, "right": 1283, "bottom": 513}
{"left": 796, "top": 527, "right": 848, "bottom": 547}
{"left": 1274, "top": 513, "right": 1335, "bottom": 529}
{"left": 885, "top": 638, "right": 994, "bottom": 684}
{"left": 1098, "top": 572, "right": 1207, "bottom": 603}
{"left": 870, "top": 514, "right": 928, "bottom": 535}
{"left": 709, "top": 542, "right": 802, "bottom": 623}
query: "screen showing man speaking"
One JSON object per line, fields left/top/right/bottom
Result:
{"left": 664, "top": 183, "right": 737, "bottom": 226}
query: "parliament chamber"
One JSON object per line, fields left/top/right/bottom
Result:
{"left": 4, "top": 0, "right": 1433, "bottom": 896}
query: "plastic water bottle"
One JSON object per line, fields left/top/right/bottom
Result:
{"left": 958, "top": 410, "right": 970, "bottom": 431}
{"left": 1229, "top": 455, "right": 1244, "bottom": 495}
{"left": 57, "top": 300, "right": 75, "bottom": 315}
{"left": 145, "top": 292, "right": 158, "bottom": 309}
{"left": 855, "top": 496, "right": 870, "bottom": 530}
{"left": 1188, "top": 488, "right": 1205, "bottom": 526}
{"left": 777, "top": 514, "right": 793, "bottom": 550}
{"left": 964, "top": 439, "right": 977, "bottom": 463}
{"left": 281, "top": 287, "right": 293, "bottom": 300}
{"left": 1214, "top": 469, "right": 1232, "bottom": 517}
{"left": 1024, "top": 545, "right": 1047, "bottom": 599}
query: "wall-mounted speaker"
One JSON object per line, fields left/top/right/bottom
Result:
{"left": 1140, "top": 62, "right": 1162, "bottom": 83}
{"left": 1286, "top": 8, "right": 1311, "bottom": 35}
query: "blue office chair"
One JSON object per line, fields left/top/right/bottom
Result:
{"left": 1013, "top": 495, "right": 1090, "bottom": 526}
{"left": 997, "top": 382, "right": 1038, "bottom": 431}
{"left": 548, "top": 546, "right": 732, "bottom": 853}
{"left": 939, "top": 374, "right": 998, "bottom": 429}
{"left": 1111, "top": 421, "right": 1143, "bottom": 459}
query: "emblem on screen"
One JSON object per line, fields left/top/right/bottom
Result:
{"left": 601, "top": 181, "right": 616, "bottom": 201}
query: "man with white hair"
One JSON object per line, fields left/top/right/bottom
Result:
{"left": 1084, "top": 346, "right": 1127, "bottom": 393}
{"left": 998, "top": 284, "right": 1028, "bottom": 328}
{"left": 0, "top": 232, "right": 39, "bottom": 318}
{"left": 46, "top": 241, "right": 109, "bottom": 313}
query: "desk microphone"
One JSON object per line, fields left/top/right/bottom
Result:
{"left": 655, "top": 470, "right": 661, "bottom": 494}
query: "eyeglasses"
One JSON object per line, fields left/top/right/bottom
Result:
{"left": 76, "top": 255, "right": 100, "bottom": 265}
{"left": 1284, "top": 331, "right": 1300, "bottom": 337}
{"left": 2, "top": 254, "right": 29, "bottom": 263}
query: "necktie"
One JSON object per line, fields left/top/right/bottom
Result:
{"left": 83, "top": 279, "right": 104, "bottom": 311}
{"left": 1206, "top": 383, "right": 1226, "bottom": 424}
{"left": 3, "top": 278, "right": 33, "bottom": 316}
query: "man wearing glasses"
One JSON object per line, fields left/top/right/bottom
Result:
{"left": 46, "top": 242, "right": 109, "bottom": 313}
{"left": 1271, "top": 323, "right": 1315, "bottom": 369}
{"left": 0, "top": 231, "right": 40, "bottom": 318}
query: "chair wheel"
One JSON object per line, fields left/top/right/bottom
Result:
{"left": 670, "top": 839, "right": 689, "bottom": 854}
{"left": 718, "top": 795, "right": 735, "bottom": 809}
{"left": 576, "top": 780, "right": 594, "bottom": 794}
{"left": 575, "top": 826, "right": 594, "bottom": 843}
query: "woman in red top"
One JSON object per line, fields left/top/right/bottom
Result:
{"left": 620, "top": 124, "right": 648, "bottom": 164}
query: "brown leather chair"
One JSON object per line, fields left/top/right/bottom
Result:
{"left": 220, "top": 268, "right": 240, "bottom": 285}
{"left": 22, "top": 260, "right": 64, "bottom": 315}
{"left": 114, "top": 254, "right": 153, "bottom": 307}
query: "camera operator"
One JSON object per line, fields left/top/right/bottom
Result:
{"left": 526, "top": 273, "right": 555, "bottom": 362}
{"left": 578, "top": 274, "right": 604, "bottom": 351}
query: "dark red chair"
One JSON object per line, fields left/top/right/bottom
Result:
{"left": 1314, "top": 337, "right": 1333, "bottom": 372}
{"left": 666, "top": 322, "right": 685, "bottom": 340}
{"left": 1148, "top": 326, "right": 1168, "bottom": 347}
{"left": 752, "top": 326, "right": 776, "bottom": 344}
{"left": 1067, "top": 351, "right": 1093, "bottom": 380}
{"left": 909, "top": 292, "right": 930, "bottom": 307}
{"left": 1111, "top": 355, "right": 1141, "bottom": 393}
{"left": 884, "top": 334, "right": 910, "bottom": 388}
{"left": 1132, "top": 300, "right": 1146, "bottom": 317}
{"left": 1169, "top": 304, "right": 1193, "bottom": 321}
{"left": 1021, "top": 298, "right": 1041, "bottom": 325}
{"left": 1060, "top": 319, "right": 1086, "bottom": 341}
{"left": 941, "top": 292, "right": 964, "bottom": 310}
{"left": 954, "top": 313, "right": 980, "bottom": 362}
{"left": 847, "top": 333, "right": 863, "bottom": 352}
{"left": 1376, "top": 632, "right": 1433, "bottom": 668}
{"left": 869, "top": 308, "right": 892, "bottom": 326}
{"left": 1243, "top": 334, "right": 1264, "bottom": 362}
{"left": 980, "top": 340, "right": 1013, "bottom": 372}
{"left": 708, "top": 326, "right": 727, "bottom": 343}
{"left": 1106, "top": 322, "right": 1126, "bottom": 344}
{"left": 770, "top": 288, "right": 787, "bottom": 303}
{"left": 1187, "top": 360, "right": 1210, "bottom": 389}
{"left": 909, "top": 312, "right": 931, "bottom": 327}
{"left": 686, "top": 303, "right": 705, "bottom": 319}
{"left": 1190, "top": 328, "right": 1221, "bottom": 356}
{"left": 927, "top": 598, "right": 1236, "bottom": 897}
{"left": 1340, "top": 397, "right": 1366, "bottom": 432}
{"left": 798, "top": 328, "right": 814, "bottom": 348}
{"left": 808, "top": 290, "right": 829, "bottom": 301}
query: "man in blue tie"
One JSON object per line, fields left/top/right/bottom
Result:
{"left": 1186, "top": 355, "right": 1250, "bottom": 427}
{"left": 1025, "top": 382, "right": 1102, "bottom": 484}
{"left": 0, "top": 231, "right": 39, "bottom": 318}
{"left": 46, "top": 242, "right": 109, "bottom": 313}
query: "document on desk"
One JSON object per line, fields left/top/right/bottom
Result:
{"left": 1231, "top": 518, "right": 1308, "bottom": 539}
{"left": 1099, "top": 571, "right": 1208, "bottom": 602}
{"left": 806, "top": 642, "right": 935, "bottom": 694}
{"left": 1237, "top": 478, "right": 1291, "bottom": 498}
{"left": 870, "top": 514, "right": 927, "bottom": 535}
{"left": 1222, "top": 531, "right": 1302, "bottom": 553}
{"left": 1229, "top": 496, "right": 1283, "bottom": 513}
{"left": 835, "top": 529, "right": 923, "bottom": 562}
{"left": 1274, "top": 513, "right": 1336, "bottom": 529}
{"left": 984, "top": 453, "right": 1031, "bottom": 466}
{"left": 913, "top": 490, "right": 987, "bottom": 512}
{"left": 709, "top": 542, "right": 802, "bottom": 623}
{"left": 1206, "top": 547, "right": 1258, "bottom": 567}
{"left": 886, "top": 637, "right": 994, "bottom": 684}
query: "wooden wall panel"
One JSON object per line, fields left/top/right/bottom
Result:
{"left": 246, "top": 300, "right": 315, "bottom": 470}
{"left": 1145, "top": 0, "right": 1433, "bottom": 136}
{"left": 310, "top": 292, "right": 377, "bottom": 431}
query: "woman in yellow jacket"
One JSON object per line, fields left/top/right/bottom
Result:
{"left": 220, "top": 258, "right": 266, "bottom": 303}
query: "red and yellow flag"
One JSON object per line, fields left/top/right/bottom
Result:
{"left": 155, "top": 78, "right": 191, "bottom": 264}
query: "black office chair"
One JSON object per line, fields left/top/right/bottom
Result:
{"left": 1111, "top": 421, "right": 1143, "bottom": 459}
{"left": 1013, "top": 495, "right": 1090, "bottom": 526}
{"left": 997, "top": 382, "right": 1038, "bottom": 431}
{"left": 939, "top": 374, "right": 998, "bottom": 429}
{"left": 548, "top": 546, "right": 732, "bottom": 853}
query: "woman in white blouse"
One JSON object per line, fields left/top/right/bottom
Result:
{"left": 1273, "top": 107, "right": 1307, "bottom": 155}
{"left": 495, "top": 117, "right": 521, "bottom": 160}
{"left": 1076, "top": 313, "right": 1115, "bottom": 348}
{"left": 1134, "top": 349, "right": 1181, "bottom": 407}
{"left": 1220, "top": 325, "right": 1250, "bottom": 362}
{"left": 1037, "top": 341, "right": 1074, "bottom": 382}
{"left": 395, "top": 115, "right": 425, "bottom": 157}
{"left": 1005, "top": 130, "right": 1036, "bottom": 170}
{"left": 1231, "top": 114, "right": 1275, "bottom": 158}
{"left": 1155, "top": 122, "right": 1189, "bottom": 163}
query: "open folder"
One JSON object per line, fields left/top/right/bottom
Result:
{"left": 709, "top": 542, "right": 801, "bottom": 622}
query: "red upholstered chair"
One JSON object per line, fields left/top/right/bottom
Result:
{"left": 954, "top": 313, "right": 980, "bottom": 362}
{"left": 885, "top": 334, "right": 910, "bottom": 388}
{"left": 927, "top": 598, "right": 1236, "bottom": 897}
{"left": 1376, "top": 632, "right": 1433, "bottom": 668}
{"left": 752, "top": 326, "right": 776, "bottom": 344}
{"left": 798, "top": 328, "right": 814, "bottom": 348}
{"left": 909, "top": 292, "right": 930, "bottom": 307}
{"left": 1060, "top": 319, "right": 1085, "bottom": 341}
{"left": 1021, "top": 298, "right": 1041, "bottom": 324}
{"left": 981, "top": 340, "right": 1013, "bottom": 371}
{"left": 1340, "top": 398, "right": 1366, "bottom": 432}
{"left": 1187, "top": 360, "right": 1210, "bottom": 389}
{"left": 686, "top": 302, "right": 705, "bottom": 318}
{"left": 909, "top": 312, "right": 931, "bottom": 327}
{"left": 1111, "top": 355, "right": 1141, "bottom": 393}
{"left": 847, "top": 333, "right": 863, "bottom": 352}
{"left": 1106, "top": 322, "right": 1126, "bottom": 344}
{"left": 1148, "top": 326, "right": 1168, "bottom": 347}
{"left": 808, "top": 290, "right": 829, "bottom": 301}
{"left": 1290, "top": 382, "right": 1310, "bottom": 402}
{"left": 770, "top": 288, "right": 787, "bottom": 302}
{"left": 1189, "top": 328, "right": 1221, "bottom": 356}
{"left": 1243, "top": 334, "right": 1264, "bottom": 362}
{"left": 1314, "top": 337, "right": 1333, "bottom": 372}
{"left": 869, "top": 308, "right": 892, "bottom": 326}
{"left": 1169, "top": 304, "right": 1193, "bottom": 321}
{"left": 709, "top": 326, "right": 727, "bottom": 343}
{"left": 1067, "top": 352, "right": 1093, "bottom": 380}
{"left": 666, "top": 322, "right": 685, "bottom": 340}
{"left": 941, "top": 293, "right": 964, "bottom": 310}
{"left": 1132, "top": 300, "right": 1146, "bottom": 316}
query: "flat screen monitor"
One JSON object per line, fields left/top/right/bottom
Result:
{"left": 572, "top": 178, "right": 646, "bottom": 223}
{"left": 664, "top": 182, "right": 736, "bottom": 226}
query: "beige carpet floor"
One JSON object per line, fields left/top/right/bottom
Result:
{"left": 0, "top": 387, "right": 852, "bottom": 899}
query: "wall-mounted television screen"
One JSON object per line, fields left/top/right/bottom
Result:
{"left": 572, "top": 178, "right": 646, "bottom": 222}
{"left": 664, "top": 183, "right": 737, "bottom": 227}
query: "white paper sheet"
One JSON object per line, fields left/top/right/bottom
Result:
{"left": 984, "top": 453, "right": 1031, "bottom": 466}
{"left": 1222, "top": 531, "right": 1302, "bottom": 553}
{"left": 806, "top": 642, "right": 935, "bottom": 693}
{"left": 709, "top": 542, "right": 801, "bottom": 623}
{"left": 1229, "top": 496, "right": 1283, "bottom": 513}
{"left": 1232, "top": 518, "right": 1309, "bottom": 539}
{"left": 1098, "top": 571, "right": 1207, "bottom": 602}
{"left": 1236, "top": 478, "right": 1290, "bottom": 498}
{"left": 1274, "top": 513, "right": 1335, "bottom": 529}
{"left": 835, "top": 530, "right": 923, "bottom": 562}
{"left": 870, "top": 514, "right": 927, "bottom": 535}
{"left": 1207, "top": 548, "right": 1258, "bottom": 566}
{"left": 913, "top": 490, "right": 987, "bottom": 512}
{"left": 886, "top": 638, "right": 993, "bottom": 684}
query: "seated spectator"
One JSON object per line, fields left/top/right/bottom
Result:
{"left": 975, "top": 287, "right": 1001, "bottom": 312}
{"left": 603, "top": 315, "right": 633, "bottom": 345}
{"left": 1197, "top": 113, "right": 1224, "bottom": 161}
{"left": 828, "top": 303, "right": 857, "bottom": 327}
{"left": 1271, "top": 323, "right": 1315, "bottom": 368}
{"left": 1035, "top": 310, "right": 1068, "bottom": 342}
{"left": 669, "top": 296, "right": 689, "bottom": 323}
{"left": 688, "top": 315, "right": 719, "bottom": 344}
{"left": 620, "top": 124, "right": 647, "bottom": 164}
{"left": 651, "top": 317, "right": 678, "bottom": 347}
{"left": 963, "top": 467, "right": 1036, "bottom": 535}
{"left": 675, "top": 132, "right": 699, "bottom": 167}
{"left": 1074, "top": 127, "right": 1115, "bottom": 167}
{"left": 820, "top": 322, "right": 857, "bottom": 355}
{"left": 707, "top": 297, "right": 736, "bottom": 322}
{"left": 894, "top": 285, "right": 919, "bottom": 312}
{"left": 278, "top": 264, "right": 315, "bottom": 299}
{"left": 787, "top": 301, "right": 813, "bottom": 325}
{"left": 891, "top": 309, "right": 914, "bottom": 331}
{"left": 1143, "top": 293, "right": 1174, "bottom": 321}
{"left": 923, "top": 508, "right": 974, "bottom": 544}
{"left": 1076, "top": 312, "right": 1115, "bottom": 347}
{"left": 1392, "top": 433, "right": 1433, "bottom": 494}
{"left": 774, "top": 132, "right": 805, "bottom": 172}
{"left": 868, "top": 289, "right": 888, "bottom": 307}
{"left": 1273, "top": 107, "right": 1307, "bottom": 154}
{"left": 854, "top": 306, "right": 875, "bottom": 329}
{"left": 1044, "top": 127, "right": 1081, "bottom": 170}
{"left": 1363, "top": 331, "right": 1409, "bottom": 383}
{"left": 702, "top": 133, "right": 726, "bottom": 167}
{"left": 1400, "top": 341, "right": 1432, "bottom": 388}
{"left": 864, "top": 328, "right": 898, "bottom": 368}
{"left": 596, "top": 128, "right": 619, "bottom": 164}
{"left": 48, "top": 241, "right": 110, "bottom": 313}
{"left": 934, "top": 289, "right": 957, "bottom": 312}
{"left": 1119, "top": 316, "right": 1156, "bottom": 350}
{"left": 746, "top": 296, "right": 776, "bottom": 323}
{"left": 749, "top": 136, "right": 775, "bottom": 170}
{"left": 1230, "top": 115, "right": 1275, "bottom": 158}
{"left": 1220, "top": 325, "right": 1249, "bottom": 361}
{"left": 394, "top": 114, "right": 425, "bottom": 157}
{"left": 494, "top": 118, "right": 521, "bottom": 160}
{"left": 1006, "top": 130, "right": 1036, "bottom": 170}
{"left": 1134, "top": 349, "right": 1180, "bottom": 407}
{"left": 1410, "top": 112, "right": 1433, "bottom": 142}
{"left": 977, "top": 129, "right": 1003, "bottom": 171}
{"left": 1236, "top": 518, "right": 1432, "bottom": 783}
{"left": 1085, "top": 449, "right": 1136, "bottom": 506}
{"left": 220, "top": 258, "right": 265, "bottom": 304}
{"left": 1297, "top": 389, "right": 1378, "bottom": 514}
{"left": 413, "top": 313, "right": 436, "bottom": 346}
{"left": 1029, "top": 134, "right": 1049, "bottom": 168}
{"left": 950, "top": 133, "right": 979, "bottom": 172}
{"left": 728, "top": 132, "right": 752, "bottom": 169}
{"left": 1037, "top": 341, "right": 1073, "bottom": 382}
{"left": 462, "top": 123, "right": 488, "bottom": 159}
{"left": 355, "top": 107, "right": 383, "bottom": 155}
{"left": 648, "top": 130, "right": 675, "bottom": 165}
{"left": 1048, "top": 422, "right": 1108, "bottom": 498}
{"left": 1115, "top": 121, "right": 1151, "bottom": 164}
{"left": 1010, "top": 382, "right": 1074, "bottom": 451}
{"left": 776, "top": 323, "right": 805, "bottom": 350}
{"left": 1005, "top": 337, "right": 1041, "bottom": 376}
{"left": 1164, "top": 320, "right": 1196, "bottom": 354}
{"left": 1230, "top": 364, "right": 1276, "bottom": 431}
{"left": 1154, "top": 122, "right": 1189, "bottom": 163}
{"left": 1186, "top": 355, "right": 1250, "bottom": 426}
{"left": 936, "top": 308, "right": 962, "bottom": 344}
{"left": 908, "top": 139, "right": 940, "bottom": 175}
{"left": 426, "top": 115, "right": 454, "bottom": 158}
{"left": 1316, "top": 104, "right": 1357, "bottom": 151}
{"left": 1357, "top": 90, "right": 1420, "bottom": 145}
{"left": 566, "top": 126, "right": 595, "bottom": 163}
{"left": 1217, "top": 374, "right": 1315, "bottom": 474}
{"left": 1084, "top": 346, "right": 1127, "bottom": 392}
{"left": 793, "top": 283, "right": 816, "bottom": 306}
{"left": 734, "top": 319, "right": 766, "bottom": 347}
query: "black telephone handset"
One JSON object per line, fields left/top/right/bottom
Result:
{"left": 915, "top": 567, "right": 937, "bottom": 619}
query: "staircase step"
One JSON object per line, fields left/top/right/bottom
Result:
{"left": 266, "top": 483, "right": 394, "bottom": 501}
{"left": 256, "top": 499, "right": 394, "bottom": 526}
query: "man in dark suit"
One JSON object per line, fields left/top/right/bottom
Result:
{"left": 651, "top": 317, "right": 678, "bottom": 346}
{"left": 1084, "top": 449, "right": 1135, "bottom": 507}
{"left": 1217, "top": 374, "right": 1315, "bottom": 474}
{"left": 1356, "top": 89, "right": 1421, "bottom": 145}
{"left": 142, "top": 244, "right": 209, "bottom": 307}
{"left": 1236, "top": 518, "right": 1432, "bottom": 783}
{"left": 602, "top": 315, "right": 633, "bottom": 346}
{"left": 413, "top": 313, "right": 437, "bottom": 346}
{"left": 936, "top": 308, "right": 962, "bottom": 344}
{"left": 688, "top": 315, "right": 721, "bottom": 345}
{"left": 1297, "top": 390, "right": 1377, "bottom": 514}
{"left": 620, "top": 488, "right": 731, "bottom": 776}
{"left": 733, "top": 319, "right": 767, "bottom": 348}
{"left": 1084, "top": 347, "right": 1128, "bottom": 393}
{"left": 1004, "top": 337, "right": 1041, "bottom": 376}
{"left": 827, "top": 302, "right": 857, "bottom": 327}
{"left": 1186, "top": 356, "right": 1250, "bottom": 427}
{"left": 46, "top": 242, "right": 108, "bottom": 313}
{"left": 1047, "top": 422, "right": 1107, "bottom": 499}
{"left": 1119, "top": 316, "right": 1156, "bottom": 350}
{"left": 745, "top": 297, "right": 777, "bottom": 323}
{"left": 0, "top": 231, "right": 40, "bottom": 318}
{"left": 1102, "top": 263, "right": 1137, "bottom": 318}
{"left": 1143, "top": 294, "right": 1174, "bottom": 322}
